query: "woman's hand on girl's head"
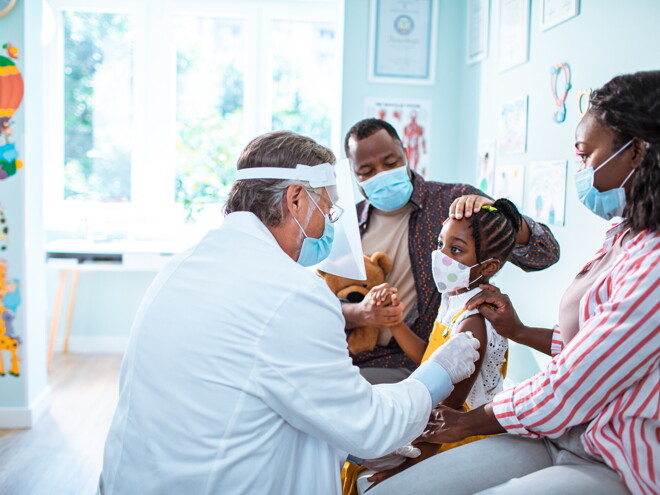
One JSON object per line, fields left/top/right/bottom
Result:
{"left": 463, "top": 284, "right": 525, "bottom": 340}
{"left": 450, "top": 194, "right": 494, "bottom": 219}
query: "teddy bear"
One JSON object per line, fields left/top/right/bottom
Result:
{"left": 318, "top": 252, "right": 393, "bottom": 355}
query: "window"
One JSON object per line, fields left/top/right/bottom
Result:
{"left": 43, "top": 0, "right": 343, "bottom": 235}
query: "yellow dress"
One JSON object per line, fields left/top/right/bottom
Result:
{"left": 341, "top": 309, "right": 508, "bottom": 495}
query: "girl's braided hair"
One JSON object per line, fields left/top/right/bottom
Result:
{"left": 589, "top": 70, "right": 660, "bottom": 233}
{"left": 471, "top": 198, "right": 523, "bottom": 264}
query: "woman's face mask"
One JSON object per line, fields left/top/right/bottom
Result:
{"left": 574, "top": 139, "right": 634, "bottom": 220}
{"left": 431, "top": 250, "right": 493, "bottom": 293}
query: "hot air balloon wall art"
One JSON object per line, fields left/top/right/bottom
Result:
{"left": 0, "top": 42, "right": 24, "bottom": 180}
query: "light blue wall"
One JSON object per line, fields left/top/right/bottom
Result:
{"left": 341, "top": 0, "right": 465, "bottom": 182}
{"left": 450, "top": 0, "right": 660, "bottom": 380}
{"left": 341, "top": 0, "right": 660, "bottom": 382}
{"left": 45, "top": 0, "right": 660, "bottom": 386}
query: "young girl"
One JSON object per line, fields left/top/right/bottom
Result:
{"left": 355, "top": 198, "right": 523, "bottom": 490}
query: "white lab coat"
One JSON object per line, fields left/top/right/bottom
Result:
{"left": 99, "top": 212, "right": 433, "bottom": 495}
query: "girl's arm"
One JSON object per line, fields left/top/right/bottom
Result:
{"left": 438, "top": 314, "right": 488, "bottom": 410}
{"left": 389, "top": 322, "right": 427, "bottom": 366}
{"left": 381, "top": 291, "right": 426, "bottom": 365}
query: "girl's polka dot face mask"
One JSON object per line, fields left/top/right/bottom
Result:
{"left": 431, "top": 250, "right": 492, "bottom": 293}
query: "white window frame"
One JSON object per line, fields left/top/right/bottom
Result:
{"left": 42, "top": 0, "right": 344, "bottom": 236}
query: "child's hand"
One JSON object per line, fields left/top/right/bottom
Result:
{"left": 368, "top": 283, "right": 399, "bottom": 307}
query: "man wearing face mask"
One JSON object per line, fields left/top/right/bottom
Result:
{"left": 342, "top": 119, "right": 561, "bottom": 384}
{"left": 97, "top": 131, "right": 483, "bottom": 495}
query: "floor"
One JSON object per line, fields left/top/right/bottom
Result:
{"left": 0, "top": 354, "right": 122, "bottom": 495}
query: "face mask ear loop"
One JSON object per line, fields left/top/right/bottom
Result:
{"left": 619, "top": 168, "right": 636, "bottom": 188}
{"left": 467, "top": 257, "right": 495, "bottom": 288}
{"left": 593, "top": 139, "right": 634, "bottom": 174}
{"left": 292, "top": 215, "right": 309, "bottom": 239}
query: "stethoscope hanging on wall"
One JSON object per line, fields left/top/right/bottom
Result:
{"left": 550, "top": 63, "right": 571, "bottom": 124}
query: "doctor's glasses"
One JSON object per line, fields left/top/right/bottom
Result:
{"left": 307, "top": 189, "right": 344, "bottom": 223}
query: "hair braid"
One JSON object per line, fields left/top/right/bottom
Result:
{"left": 469, "top": 198, "right": 522, "bottom": 264}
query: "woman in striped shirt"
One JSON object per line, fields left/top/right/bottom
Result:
{"left": 366, "top": 71, "right": 659, "bottom": 495}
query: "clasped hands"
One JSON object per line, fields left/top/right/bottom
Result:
{"left": 354, "top": 283, "right": 405, "bottom": 328}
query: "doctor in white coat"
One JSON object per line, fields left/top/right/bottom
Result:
{"left": 98, "top": 131, "right": 480, "bottom": 495}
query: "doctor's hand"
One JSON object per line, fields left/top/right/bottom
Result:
{"left": 361, "top": 444, "right": 421, "bottom": 472}
{"left": 366, "top": 442, "right": 437, "bottom": 488}
{"left": 425, "top": 332, "right": 480, "bottom": 384}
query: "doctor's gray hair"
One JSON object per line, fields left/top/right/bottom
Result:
{"left": 224, "top": 131, "right": 336, "bottom": 227}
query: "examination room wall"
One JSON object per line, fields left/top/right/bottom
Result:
{"left": 48, "top": 0, "right": 660, "bottom": 386}
{"left": 338, "top": 0, "right": 660, "bottom": 382}
{"left": 452, "top": 0, "right": 660, "bottom": 380}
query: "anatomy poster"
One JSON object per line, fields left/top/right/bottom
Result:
{"left": 493, "top": 163, "right": 525, "bottom": 210}
{"left": 364, "top": 98, "right": 431, "bottom": 178}
{"left": 524, "top": 160, "right": 567, "bottom": 226}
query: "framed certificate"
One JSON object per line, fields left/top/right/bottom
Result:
{"left": 368, "top": 0, "right": 437, "bottom": 85}
{"left": 497, "top": 0, "right": 530, "bottom": 72}
{"left": 540, "top": 0, "right": 580, "bottom": 31}
{"left": 467, "top": 0, "right": 490, "bottom": 64}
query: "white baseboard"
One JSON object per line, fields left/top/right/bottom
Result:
{"left": 0, "top": 386, "right": 51, "bottom": 428}
{"left": 54, "top": 337, "right": 128, "bottom": 354}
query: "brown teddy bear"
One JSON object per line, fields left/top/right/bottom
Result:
{"left": 318, "top": 252, "right": 393, "bottom": 355}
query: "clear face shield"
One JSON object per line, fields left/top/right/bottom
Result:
{"left": 235, "top": 160, "right": 366, "bottom": 280}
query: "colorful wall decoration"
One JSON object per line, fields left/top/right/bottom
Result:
{"left": 0, "top": 203, "right": 7, "bottom": 250}
{"left": 0, "top": 258, "right": 20, "bottom": 376}
{"left": 0, "top": 42, "right": 24, "bottom": 180}
{"left": 524, "top": 160, "right": 568, "bottom": 226}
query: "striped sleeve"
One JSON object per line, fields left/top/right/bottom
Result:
{"left": 493, "top": 235, "right": 660, "bottom": 439}
{"left": 550, "top": 325, "right": 563, "bottom": 357}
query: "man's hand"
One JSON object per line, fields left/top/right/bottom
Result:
{"left": 368, "top": 283, "right": 399, "bottom": 307}
{"left": 463, "top": 284, "right": 525, "bottom": 341}
{"left": 424, "top": 332, "right": 480, "bottom": 384}
{"left": 449, "top": 195, "right": 493, "bottom": 219}
{"left": 349, "top": 285, "right": 405, "bottom": 328}
{"left": 450, "top": 195, "right": 531, "bottom": 244}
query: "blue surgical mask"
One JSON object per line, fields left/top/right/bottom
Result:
{"left": 293, "top": 190, "right": 335, "bottom": 267}
{"left": 574, "top": 139, "right": 635, "bottom": 220}
{"left": 360, "top": 166, "right": 413, "bottom": 211}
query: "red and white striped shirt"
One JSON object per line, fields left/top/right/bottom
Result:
{"left": 493, "top": 226, "right": 660, "bottom": 495}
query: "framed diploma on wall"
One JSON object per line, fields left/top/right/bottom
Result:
{"left": 368, "top": 0, "right": 437, "bottom": 85}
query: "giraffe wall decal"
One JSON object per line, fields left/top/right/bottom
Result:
{"left": 0, "top": 258, "right": 20, "bottom": 376}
